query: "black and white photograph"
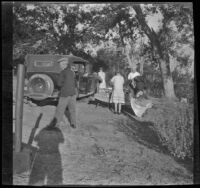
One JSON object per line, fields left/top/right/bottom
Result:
{"left": 2, "top": 1, "right": 198, "bottom": 186}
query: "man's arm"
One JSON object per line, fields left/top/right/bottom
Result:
{"left": 96, "top": 75, "right": 102, "bottom": 83}
{"left": 110, "top": 76, "right": 115, "bottom": 87}
{"left": 74, "top": 74, "right": 78, "bottom": 88}
{"left": 110, "top": 76, "right": 114, "bottom": 83}
{"left": 58, "top": 70, "right": 65, "bottom": 87}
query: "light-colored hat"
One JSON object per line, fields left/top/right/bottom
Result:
{"left": 128, "top": 71, "right": 140, "bottom": 80}
{"left": 57, "top": 58, "right": 69, "bottom": 64}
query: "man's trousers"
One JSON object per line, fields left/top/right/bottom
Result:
{"left": 55, "top": 95, "right": 76, "bottom": 126}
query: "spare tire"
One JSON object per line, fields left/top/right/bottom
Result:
{"left": 27, "top": 74, "right": 54, "bottom": 100}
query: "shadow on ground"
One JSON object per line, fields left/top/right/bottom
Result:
{"left": 28, "top": 123, "right": 64, "bottom": 186}
{"left": 116, "top": 116, "right": 169, "bottom": 154}
{"left": 88, "top": 100, "right": 166, "bottom": 154}
{"left": 14, "top": 113, "right": 65, "bottom": 185}
{"left": 28, "top": 99, "right": 58, "bottom": 107}
{"left": 88, "top": 99, "right": 112, "bottom": 110}
{"left": 28, "top": 94, "right": 94, "bottom": 107}
{"left": 13, "top": 113, "right": 43, "bottom": 175}
{"left": 116, "top": 105, "right": 193, "bottom": 174}
{"left": 13, "top": 113, "right": 43, "bottom": 148}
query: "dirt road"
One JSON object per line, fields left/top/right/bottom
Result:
{"left": 13, "top": 97, "right": 193, "bottom": 185}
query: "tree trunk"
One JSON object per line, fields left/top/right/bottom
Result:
{"left": 124, "top": 39, "right": 140, "bottom": 72}
{"left": 133, "top": 5, "right": 177, "bottom": 99}
{"left": 124, "top": 45, "right": 137, "bottom": 71}
{"left": 139, "top": 56, "right": 144, "bottom": 75}
{"left": 160, "top": 58, "right": 176, "bottom": 98}
{"left": 118, "top": 22, "right": 138, "bottom": 72}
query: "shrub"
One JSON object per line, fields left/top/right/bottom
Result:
{"left": 174, "top": 83, "right": 194, "bottom": 104}
{"left": 144, "top": 98, "right": 193, "bottom": 160}
{"left": 143, "top": 71, "right": 194, "bottom": 103}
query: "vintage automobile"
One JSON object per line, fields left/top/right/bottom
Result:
{"left": 24, "top": 54, "right": 99, "bottom": 102}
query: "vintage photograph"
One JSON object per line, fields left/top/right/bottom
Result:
{"left": 11, "top": 2, "right": 194, "bottom": 185}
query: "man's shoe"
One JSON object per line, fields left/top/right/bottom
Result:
{"left": 70, "top": 124, "right": 76, "bottom": 129}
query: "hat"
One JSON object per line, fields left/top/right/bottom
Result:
{"left": 57, "top": 57, "right": 69, "bottom": 64}
{"left": 128, "top": 71, "right": 140, "bottom": 80}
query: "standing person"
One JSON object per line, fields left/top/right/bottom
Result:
{"left": 98, "top": 67, "right": 106, "bottom": 89}
{"left": 110, "top": 71, "right": 125, "bottom": 114}
{"left": 54, "top": 58, "right": 77, "bottom": 129}
{"left": 91, "top": 72, "right": 102, "bottom": 94}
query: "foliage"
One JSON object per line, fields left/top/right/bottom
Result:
{"left": 86, "top": 3, "right": 193, "bottom": 98}
{"left": 13, "top": 3, "right": 99, "bottom": 63}
{"left": 93, "top": 48, "right": 129, "bottom": 86}
{"left": 12, "top": 3, "right": 194, "bottom": 98}
{"left": 172, "top": 71, "right": 194, "bottom": 103}
{"left": 143, "top": 67, "right": 194, "bottom": 102}
{"left": 13, "top": 3, "right": 60, "bottom": 60}
{"left": 144, "top": 98, "right": 193, "bottom": 160}
{"left": 12, "top": 2, "right": 194, "bottom": 161}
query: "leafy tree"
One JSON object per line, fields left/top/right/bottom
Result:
{"left": 90, "top": 3, "right": 193, "bottom": 99}
{"left": 132, "top": 4, "right": 193, "bottom": 99}
{"left": 13, "top": 3, "right": 194, "bottom": 100}
{"left": 13, "top": 3, "right": 60, "bottom": 62}
{"left": 13, "top": 3, "right": 98, "bottom": 62}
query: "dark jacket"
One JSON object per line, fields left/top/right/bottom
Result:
{"left": 134, "top": 76, "right": 146, "bottom": 91}
{"left": 129, "top": 76, "right": 146, "bottom": 97}
{"left": 58, "top": 67, "right": 77, "bottom": 97}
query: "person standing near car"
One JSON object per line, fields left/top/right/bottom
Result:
{"left": 54, "top": 57, "right": 77, "bottom": 129}
{"left": 98, "top": 67, "right": 106, "bottom": 89}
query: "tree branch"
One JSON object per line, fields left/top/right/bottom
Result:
{"left": 133, "top": 5, "right": 163, "bottom": 58}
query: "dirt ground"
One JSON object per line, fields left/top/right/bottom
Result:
{"left": 13, "top": 77, "right": 193, "bottom": 185}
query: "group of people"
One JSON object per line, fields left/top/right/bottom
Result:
{"left": 49, "top": 57, "right": 152, "bottom": 129}
{"left": 96, "top": 67, "right": 152, "bottom": 117}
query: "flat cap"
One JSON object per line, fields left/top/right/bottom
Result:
{"left": 57, "top": 57, "right": 69, "bottom": 63}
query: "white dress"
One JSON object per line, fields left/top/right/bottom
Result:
{"left": 110, "top": 75, "right": 125, "bottom": 104}
{"left": 130, "top": 98, "right": 152, "bottom": 117}
{"left": 98, "top": 71, "right": 106, "bottom": 89}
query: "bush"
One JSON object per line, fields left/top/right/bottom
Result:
{"left": 144, "top": 98, "right": 193, "bottom": 160}
{"left": 143, "top": 71, "right": 194, "bottom": 103}
{"left": 174, "top": 83, "right": 194, "bottom": 104}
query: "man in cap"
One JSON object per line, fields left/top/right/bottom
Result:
{"left": 54, "top": 57, "right": 77, "bottom": 129}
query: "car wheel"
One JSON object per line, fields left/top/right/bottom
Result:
{"left": 27, "top": 74, "right": 54, "bottom": 100}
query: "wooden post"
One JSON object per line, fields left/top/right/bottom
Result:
{"left": 15, "top": 64, "right": 25, "bottom": 152}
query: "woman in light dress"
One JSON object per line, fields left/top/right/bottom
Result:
{"left": 98, "top": 67, "right": 106, "bottom": 89}
{"left": 110, "top": 71, "right": 125, "bottom": 114}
